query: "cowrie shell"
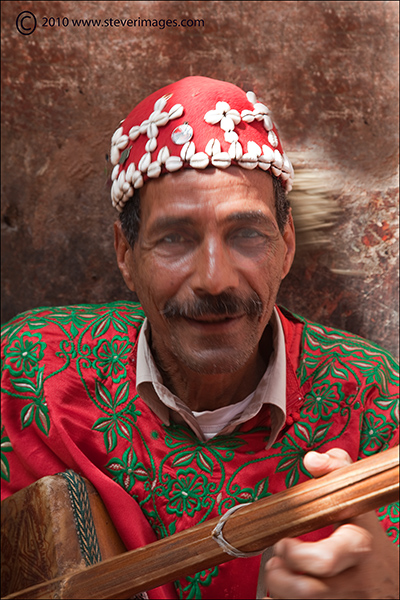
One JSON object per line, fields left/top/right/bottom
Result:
{"left": 112, "top": 180, "right": 123, "bottom": 200}
{"left": 238, "top": 154, "right": 258, "bottom": 169}
{"left": 271, "top": 166, "right": 282, "bottom": 177}
{"left": 129, "top": 126, "right": 141, "bottom": 141}
{"left": 189, "top": 152, "right": 210, "bottom": 169}
{"left": 211, "top": 152, "right": 231, "bottom": 168}
{"left": 246, "top": 91, "right": 258, "bottom": 105}
{"left": 117, "top": 170, "right": 126, "bottom": 186}
{"left": 111, "top": 127, "right": 123, "bottom": 144}
{"left": 122, "top": 182, "right": 131, "bottom": 193}
{"left": 139, "top": 120, "right": 150, "bottom": 135}
{"left": 268, "top": 130, "right": 279, "bottom": 148}
{"left": 154, "top": 96, "right": 168, "bottom": 112}
{"left": 133, "top": 172, "right": 144, "bottom": 188}
{"left": 204, "top": 109, "right": 222, "bottom": 124}
{"left": 258, "top": 160, "right": 271, "bottom": 171}
{"left": 111, "top": 164, "right": 120, "bottom": 181}
{"left": 116, "top": 135, "right": 129, "bottom": 150}
{"left": 165, "top": 156, "right": 183, "bottom": 172}
{"left": 125, "top": 163, "right": 136, "bottom": 183}
{"left": 262, "top": 145, "right": 275, "bottom": 162}
{"left": 253, "top": 102, "right": 269, "bottom": 115}
{"left": 146, "top": 122, "right": 158, "bottom": 138}
{"left": 228, "top": 141, "right": 243, "bottom": 160}
{"left": 224, "top": 130, "right": 238, "bottom": 143}
{"left": 110, "top": 145, "right": 120, "bottom": 165}
{"left": 247, "top": 141, "right": 262, "bottom": 158}
{"left": 138, "top": 152, "right": 151, "bottom": 172}
{"left": 180, "top": 141, "right": 196, "bottom": 161}
{"left": 157, "top": 146, "right": 170, "bottom": 164}
{"left": 280, "top": 171, "right": 291, "bottom": 181}
{"left": 147, "top": 162, "right": 162, "bottom": 178}
{"left": 263, "top": 115, "right": 273, "bottom": 131}
{"left": 220, "top": 116, "right": 235, "bottom": 132}
{"left": 151, "top": 111, "right": 170, "bottom": 127}
{"left": 241, "top": 110, "right": 255, "bottom": 123}
{"left": 145, "top": 137, "right": 158, "bottom": 153}
{"left": 228, "top": 109, "right": 241, "bottom": 125}
{"left": 168, "top": 104, "right": 184, "bottom": 120}
{"left": 216, "top": 101, "right": 230, "bottom": 113}
{"left": 205, "top": 138, "right": 221, "bottom": 157}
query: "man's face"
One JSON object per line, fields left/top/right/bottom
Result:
{"left": 116, "top": 167, "right": 295, "bottom": 375}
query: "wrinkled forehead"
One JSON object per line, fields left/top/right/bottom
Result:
{"left": 109, "top": 76, "right": 293, "bottom": 213}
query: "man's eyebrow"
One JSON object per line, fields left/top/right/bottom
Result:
{"left": 225, "top": 211, "right": 277, "bottom": 228}
{"left": 148, "top": 216, "right": 196, "bottom": 234}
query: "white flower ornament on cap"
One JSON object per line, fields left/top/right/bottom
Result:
{"left": 109, "top": 76, "right": 294, "bottom": 212}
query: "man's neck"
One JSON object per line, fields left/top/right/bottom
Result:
{"left": 151, "top": 326, "right": 273, "bottom": 412}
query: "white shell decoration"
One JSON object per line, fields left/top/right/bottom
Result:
{"left": 146, "top": 122, "right": 159, "bottom": 139}
{"left": 258, "top": 159, "right": 271, "bottom": 171}
{"left": 128, "top": 126, "right": 141, "bottom": 141}
{"left": 165, "top": 156, "right": 183, "bottom": 172}
{"left": 189, "top": 152, "right": 210, "bottom": 169}
{"left": 168, "top": 104, "right": 184, "bottom": 119}
{"left": 111, "top": 164, "right": 120, "bottom": 182}
{"left": 220, "top": 116, "right": 236, "bottom": 132}
{"left": 228, "top": 141, "right": 243, "bottom": 160}
{"left": 211, "top": 152, "right": 231, "bottom": 169}
{"left": 125, "top": 163, "right": 136, "bottom": 183}
{"left": 262, "top": 145, "right": 275, "bottom": 162}
{"left": 241, "top": 110, "right": 255, "bottom": 123}
{"left": 117, "top": 170, "right": 126, "bottom": 187}
{"left": 110, "top": 145, "right": 120, "bottom": 165}
{"left": 150, "top": 111, "right": 170, "bottom": 127}
{"left": 238, "top": 155, "right": 258, "bottom": 170}
{"left": 111, "top": 127, "right": 123, "bottom": 144}
{"left": 145, "top": 137, "right": 158, "bottom": 153}
{"left": 132, "top": 172, "right": 144, "bottom": 188}
{"left": 253, "top": 102, "right": 269, "bottom": 116}
{"left": 205, "top": 138, "right": 221, "bottom": 157}
{"left": 180, "top": 141, "right": 196, "bottom": 161}
{"left": 154, "top": 96, "right": 168, "bottom": 112}
{"left": 224, "top": 130, "right": 239, "bottom": 143}
{"left": 247, "top": 141, "right": 262, "bottom": 158}
{"left": 271, "top": 166, "right": 282, "bottom": 177}
{"left": 246, "top": 91, "right": 257, "bottom": 105}
{"left": 147, "top": 162, "right": 162, "bottom": 178}
{"left": 268, "top": 130, "right": 279, "bottom": 148}
{"left": 171, "top": 123, "right": 193, "bottom": 145}
{"left": 138, "top": 152, "right": 151, "bottom": 173}
{"left": 112, "top": 180, "right": 123, "bottom": 200}
{"left": 263, "top": 115, "right": 273, "bottom": 131}
{"left": 122, "top": 182, "right": 131, "bottom": 193}
{"left": 157, "top": 146, "right": 170, "bottom": 164}
{"left": 116, "top": 135, "right": 129, "bottom": 150}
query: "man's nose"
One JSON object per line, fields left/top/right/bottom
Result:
{"left": 190, "top": 236, "right": 239, "bottom": 295}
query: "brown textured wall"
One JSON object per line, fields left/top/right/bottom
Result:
{"left": 1, "top": 0, "right": 399, "bottom": 356}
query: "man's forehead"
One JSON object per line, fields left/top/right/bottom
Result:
{"left": 109, "top": 76, "right": 293, "bottom": 213}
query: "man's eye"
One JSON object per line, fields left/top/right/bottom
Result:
{"left": 161, "top": 233, "right": 187, "bottom": 244}
{"left": 233, "top": 229, "right": 264, "bottom": 239}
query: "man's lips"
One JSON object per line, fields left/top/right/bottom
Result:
{"left": 182, "top": 314, "right": 245, "bottom": 328}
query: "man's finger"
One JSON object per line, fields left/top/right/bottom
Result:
{"left": 274, "top": 524, "right": 372, "bottom": 578}
{"left": 265, "top": 555, "right": 332, "bottom": 599}
{"left": 304, "top": 447, "right": 353, "bottom": 478}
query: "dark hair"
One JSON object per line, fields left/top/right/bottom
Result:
{"left": 119, "top": 172, "right": 290, "bottom": 247}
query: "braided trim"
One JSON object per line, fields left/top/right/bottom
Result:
{"left": 58, "top": 470, "right": 102, "bottom": 566}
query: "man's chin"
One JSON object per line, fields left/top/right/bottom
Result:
{"left": 170, "top": 344, "right": 256, "bottom": 375}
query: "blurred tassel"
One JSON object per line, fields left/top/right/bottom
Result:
{"left": 287, "top": 152, "right": 342, "bottom": 248}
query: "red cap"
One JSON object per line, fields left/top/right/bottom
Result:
{"left": 110, "top": 76, "right": 294, "bottom": 211}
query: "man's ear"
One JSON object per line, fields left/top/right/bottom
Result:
{"left": 281, "top": 209, "right": 296, "bottom": 281}
{"left": 114, "top": 221, "right": 136, "bottom": 292}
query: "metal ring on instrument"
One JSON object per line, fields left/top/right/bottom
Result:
{"left": 212, "top": 503, "right": 263, "bottom": 558}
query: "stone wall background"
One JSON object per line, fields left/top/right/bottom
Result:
{"left": 1, "top": 0, "right": 399, "bottom": 356}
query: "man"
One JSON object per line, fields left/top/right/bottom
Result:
{"left": 1, "top": 76, "right": 398, "bottom": 599}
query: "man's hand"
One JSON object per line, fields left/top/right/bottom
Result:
{"left": 264, "top": 448, "right": 399, "bottom": 599}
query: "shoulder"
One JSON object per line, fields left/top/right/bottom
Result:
{"left": 278, "top": 305, "right": 399, "bottom": 388}
{"left": 1, "top": 301, "right": 146, "bottom": 363}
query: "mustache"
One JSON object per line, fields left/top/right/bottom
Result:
{"left": 161, "top": 291, "right": 263, "bottom": 320}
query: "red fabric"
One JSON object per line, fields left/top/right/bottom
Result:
{"left": 1, "top": 302, "right": 398, "bottom": 599}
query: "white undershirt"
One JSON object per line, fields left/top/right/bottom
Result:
{"left": 192, "top": 392, "right": 256, "bottom": 440}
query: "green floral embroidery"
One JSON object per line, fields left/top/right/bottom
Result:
{"left": 180, "top": 567, "right": 219, "bottom": 599}
{"left": 10, "top": 367, "right": 50, "bottom": 435}
{"left": 229, "top": 475, "right": 270, "bottom": 504}
{"left": 301, "top": 381, "right": 343, "bottom": 422}
{"left": 90, "top": 308, "right": 145, "bottom": 338}
{"left": 4, "top": 333, "right": 45, "bottom": 376}
{"left": 92, "top": 336, "right": 132, "bottom": 383}
{"left": 106, "top": 446, "right": 149, "bottom": 495}
{"left": 1, "top": 425, "right": 12, "bottom": 481}
{"left": 91, "top": 381, "right": 141, "bottom": 452}
{"left": 165, "top": 468, "right": 209, "bottom": 517}
{"left": 165, "top": 423, "right": 245, "bottom": 475}
{"left": 360, "top": 411, "right": 394, "bottom": 455}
